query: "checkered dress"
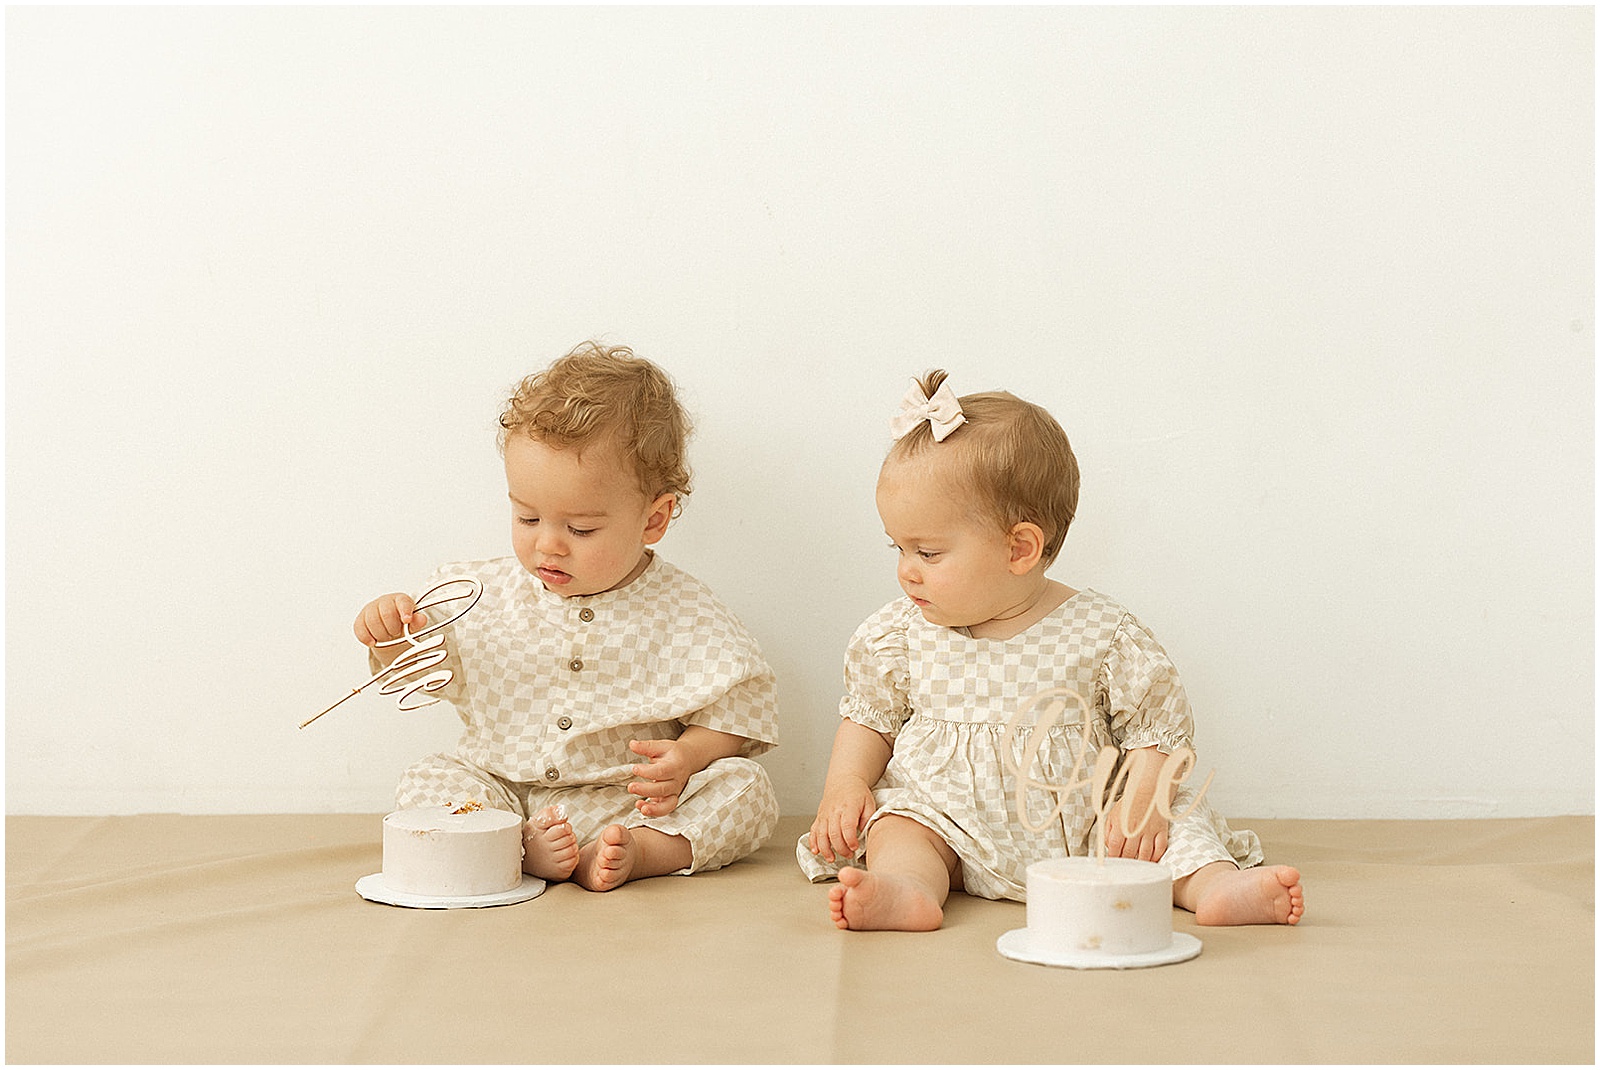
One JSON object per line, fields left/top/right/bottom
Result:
{"left": 796, "top": 589, "right": 1262, "bottom": 900}
{"left": 384, "top": 554, "right": 781, "bottom": 873}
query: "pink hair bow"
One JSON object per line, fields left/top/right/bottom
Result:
{"left": 890, "top": 379, "right": 966, "bottom": 442}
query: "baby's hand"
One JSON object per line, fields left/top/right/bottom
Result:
{"left": 807, "top": 775, "right": 876, "bottom": 865}
{"left": 627, "top": 738, "right": 691, "bottom": 817}
{"left": 1102, "top": 747, "right": 1172, "bottom": 862}
{"left": 354, "top": 593, "right": 428, "bottom": 647}
{"left": 1103, "top": 803, "right": 1169, "bottom": 863}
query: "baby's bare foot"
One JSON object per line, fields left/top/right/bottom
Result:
{"left": 574, "top": 824, "right": 638, "bottom": 892}
{"left": 523, "top": 805, "right": 578, "bottom": 882}
{"left": 1194, "top": 865, "right": 1304, "bottom": 926}
{"left": 829, "top": 867, "right": 944, "bottom": 932}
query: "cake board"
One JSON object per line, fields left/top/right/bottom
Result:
{"left": 356, "top": 872, "right": 546, "bottom": 909}
{"left": 996, "top": 927, "right": 1202, "bottom": 969}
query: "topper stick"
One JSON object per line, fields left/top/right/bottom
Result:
{"left": 299, "top": 667, "right": 393, "bottom": 730}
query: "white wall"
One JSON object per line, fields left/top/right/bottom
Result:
{"left": 6, "top": 6, "right": 1592, "bottom": 819}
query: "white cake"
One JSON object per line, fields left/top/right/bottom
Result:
{"left": 381, "top": 804, "right": 524, "bottom": 897}
{"left": 996, "top": 855, "right": 1201, "bottom": 967}
{"left": 1023, "top": 856, "right": 1175, "bottom": 956}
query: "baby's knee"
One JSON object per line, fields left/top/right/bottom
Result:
{"left": 676, "top": 757, "right": 780, "bottom": 858}
{"left": 704, "top": 757, "right": 778, "bottom": 827}
{"left": 700, "top": 755, "right": 773, "bottom": 792}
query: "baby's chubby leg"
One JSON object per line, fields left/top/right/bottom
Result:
{"left": 1173, "top": 861, "right": 1305, "bottom": 925}
{"left": 829, "top": 815, "right": 962, "bottom": 932}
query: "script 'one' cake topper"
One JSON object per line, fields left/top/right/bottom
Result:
{"left": 300, "top": 577, "right": 483, "bottom": 730}
{"left": 999, "top": 687, "right": 1216, "bottom": 863}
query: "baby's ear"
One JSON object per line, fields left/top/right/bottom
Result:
{"left": 643, "top": 493, "right": 676, "bottom": 544}
{"left": 1007, "top": 522, "right": 1046, "bottom": 575}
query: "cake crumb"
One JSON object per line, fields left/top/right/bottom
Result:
{"left": 450, "top": 800, "right": 485, "bottom": 814}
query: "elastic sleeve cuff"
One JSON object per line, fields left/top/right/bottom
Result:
{"left": 1118, "top": 727, "right": 1193, "bottom": 755}
{"left": 840, "top": 693, "right": 902, "bottom": 737}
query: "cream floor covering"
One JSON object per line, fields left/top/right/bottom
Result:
{"left": 6, "top": 813, "right": 1593, "bottom": 1064}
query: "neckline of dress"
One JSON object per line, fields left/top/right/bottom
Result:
{"left": 951, "top": 586, "right": 1093, "bottom": 642}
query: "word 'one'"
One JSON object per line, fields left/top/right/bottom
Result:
{"left": 998, "top": 686, "right": 1215, "bottom": 862}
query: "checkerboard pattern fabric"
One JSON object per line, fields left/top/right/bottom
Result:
{"left": 381, "top": 553, "right": 781, "bottom": 873}
{"left": 397, "top": 752, "right": 778, "bottom": 874}
{"left": 797, "top": 589, "right": 1263, "bottom": 900}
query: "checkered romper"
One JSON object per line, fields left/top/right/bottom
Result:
{"left": 796, "top": 589, "right": 1263, "bottom": 900}
{"left": 384, "top": 554, "right": 781, "bottom": 874}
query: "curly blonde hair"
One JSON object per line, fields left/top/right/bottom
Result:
{"left": 498, "top": 341, "right": 693, "bottom": 505}
{"left": 886, "top": 369, "right": 1080, "bottom": 565}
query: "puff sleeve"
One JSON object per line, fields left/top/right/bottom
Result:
{"left": 1099, "top": 611, "right": 1196, "bottom": 755}
{"left": 837, "top": 600, "right": 917, "bottom": 737}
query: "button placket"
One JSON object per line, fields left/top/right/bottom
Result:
{"left": 548, "top": 602, "right": 589, "bottom": 786}
{"left": 568, "top": 605, "right": 590, "bottom": 674}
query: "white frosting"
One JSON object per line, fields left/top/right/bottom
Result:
{"left": 1024, "top": 857, "right": 1174, "bottom": 956}
{"left": 382, "top": 806, "right": 524, "bottom": 897}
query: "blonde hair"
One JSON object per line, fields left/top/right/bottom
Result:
{"left": 498, "top": 341, "right": 693, "bottom": 506}
{"left": 886, "top": 369, "right": 1080, "bottom": 565}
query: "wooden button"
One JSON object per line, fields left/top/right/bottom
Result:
{"left": 578, "top": 608, "right": 595, "bottom": 623}
{"left": 544, "top": 767, "right": 560, "bottom": 781}
{"left": 568, "top": 657, "right": 584, "bottom": 672}
{"left": 557, "top": 716, "right": 573, "bottom": 730}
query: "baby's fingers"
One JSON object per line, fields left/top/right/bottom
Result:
{"left": 627, "top": 778, "right": 678, "bottom": 799}
{"left": 828, "top": 811, "right": 858, "bottom": 854}
{"left": 382, "top": 594, "right": 419, "bottom": 629}
{"left": 628, "top": 738, "right": 670, "bottom": 759}
{"left": 808, "top": 817, "right": 847, "bottom": 863}
{"left": 356, "top": 594, "right": 423, "bottom": 645}
{"left": 825, "top": 815, "right": 862, "bottom": 862}
{"left": 635, "top": 794, "right": 680, "bottom": 817}
{"left": 807, "top": 818, "right": 833, "bottom": 862}
{"left": 355, "top": 603, "right": 394, "bottom": 645}
{"left": 628, "top": 760, "right": 679, "bottom": 787}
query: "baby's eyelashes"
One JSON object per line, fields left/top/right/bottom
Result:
{"left": 517, "top": 516, "right": 597, "bottom": 537}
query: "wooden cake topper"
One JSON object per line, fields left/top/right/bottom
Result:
{"left": 999, "top": 687, "right": 1215, "bottom": 862}
{"left": 300, "top": 577, "right": 483, "bottom": 729}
